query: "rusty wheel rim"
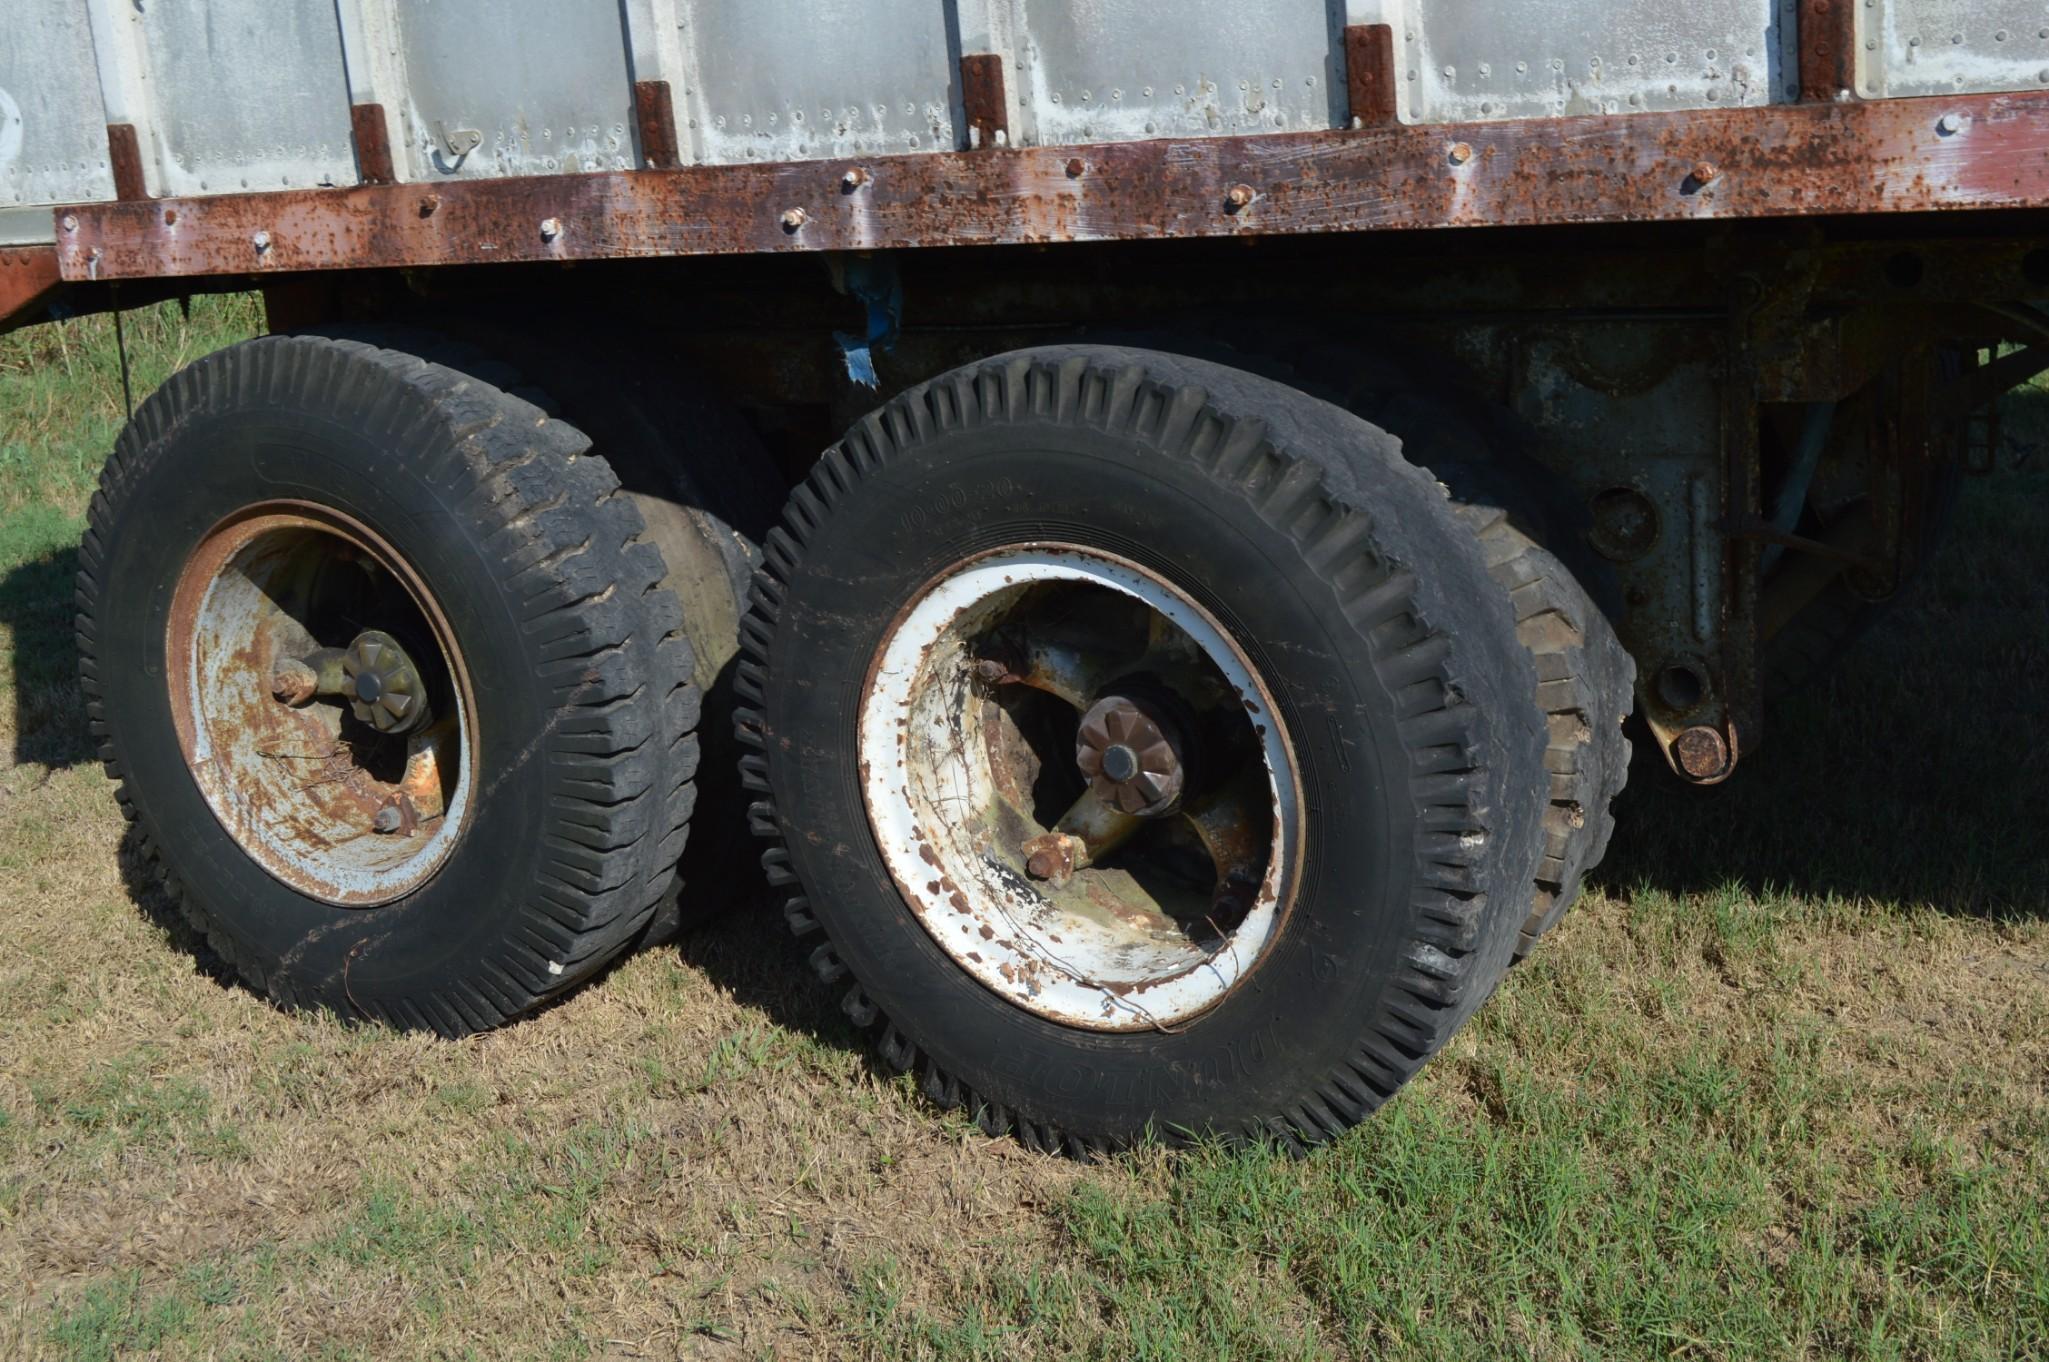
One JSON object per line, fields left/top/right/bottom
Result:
{"left": 166, "top": 502, "right": 476, "bottom": 906}
{"left": 858, "top": 544, "right": 1302, "bottom": 1031}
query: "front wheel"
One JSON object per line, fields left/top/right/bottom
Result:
{"left": 78, "top": 335, "right": 698, "bottom": 1033}
{"left": 737, "top": 347, "right": 1551, "bottom": 1152}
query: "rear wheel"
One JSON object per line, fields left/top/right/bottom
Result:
{"left": 78, "top": 334, "right": 698, "bottom": 1033}
{"left": 738, "top": 346, "right": 1550, "bottom": 1151}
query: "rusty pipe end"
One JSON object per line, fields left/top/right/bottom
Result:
{"left": 271, "top": 658, "right": 319, "bottom": 706}
{"left": 1671, "top": 725, "right": 1733, "bottom": 782}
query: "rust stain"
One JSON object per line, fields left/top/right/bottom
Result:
{"left": 1343, "top": 24, "right": 1399, "bottom": 128}
{"left": 1798, "top": 0, "right": 1859, "bottom": 102}
{"left": 49, "top": 90, "right": 2049, "bottom": 285}
{"left": 959, "top": 53, "right": 1008, "bottom": 150}
{"left": 632, "top": 80, "right": 681, "bottom": 171}
{"left": 349, "top": 103, "right": 397, "bottom": 186}
{"left": 106, "top": 123, "right": 148, "bottom": 202}
{"left": 0, "top": 246, "right": 62, "bottom": 331}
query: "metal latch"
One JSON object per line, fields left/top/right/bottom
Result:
{"left": 433, "top": 120, "right": 483, "bottom": 161}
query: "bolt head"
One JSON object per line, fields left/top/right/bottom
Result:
{"left": 780, "top": 207, "right": 808, "bottom": 232}
{"left": 60, "top": 214, "right": 78, "bottom": 233}
{"left": 1672, "top": 725, "right": 1732, "bottom": 781}
{"left": 251, "top": 230, "right": 272, "bottom": 252}
{"left": 1938, "top": 112, "right": 1962, "bottom": 134}
{"left": 1225, "top": 183, "right": 1255, "bottom": 210}
{"left": 1448, "top": 142, "right": 1473, "bottom": 166}
{"left": 372, "top": 805, "right": 404, "bottom": 834}
{"left": 1690, "top": 160, "right": 1720, "bottom": 186}
{"left": 538, "top": 216, "right": 563, "bottom": 241}
{"left": 840, "top": 167, "right": 869, "bottom": 191}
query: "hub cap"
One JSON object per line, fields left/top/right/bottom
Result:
{"left": 858, "top": 545, "right": 1301, "bottom": 1031}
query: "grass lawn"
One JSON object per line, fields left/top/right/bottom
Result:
{"left": 0, "top": 300, "right": 2043, "bottom": 1361}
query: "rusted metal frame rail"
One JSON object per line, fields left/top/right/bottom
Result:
{"left": 46, "top": 91, "right": 2049, "bottom": 287}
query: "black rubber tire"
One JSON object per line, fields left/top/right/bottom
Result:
{"left": 304, "top": 318, "right": 785, "bottom": 939}
{"left": 76, "top": 334, "right": 698, "bottom": 1034}
{"left": 1283, "top": 353, "right": 1634, "bottom": 958}
{"left": 1085, "top": 325, "right": 1634, "bottom": 959}
{"left": 736, "top": 345, "right": 1550, "bottom": 1153}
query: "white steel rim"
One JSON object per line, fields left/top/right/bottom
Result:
{"left": 858, "top": 544, "right": 1301, "bottom": 1031}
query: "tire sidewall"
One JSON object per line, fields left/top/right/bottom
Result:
{"left": 96, "top": 365, "right": 562, "bottom": 1004}
{"left": 768, "top": 417, "right": 1447, "bottom": 1138}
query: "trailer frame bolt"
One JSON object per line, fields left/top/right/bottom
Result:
{"left": 251, "top": 230, "right": 272, "bottom": 253}
{"left": 780, "top": 207, "right": 808, "bottom": 232}
{"left": 538, "top": 216, "right": 563, "bottom": 241}
{"left": 1448, "top": 141, "right": 1473, "bottom": 166}
{"left": 60, "top": 214, "right": 78, "bottom": 233}
{"left": 1690, "top": 159, "right": 1720, "bottom": 187}
{"left": 1937, "top": 112, "right": 1962, "bottom": 135}
{"left": 840, "top": 167, "right": 870, "bottom": 192}
{"left": 1225, "top": 183, "right": 1256, "bottom": 211}
{"left": 1672, "top": 725, "right": 1731, "bottom": 781}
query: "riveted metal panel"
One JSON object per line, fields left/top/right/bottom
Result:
{"left": 0, "top": 0, "right": 115, "bottom": 243}
{"left": 1404, "top": 0, "right": 1797, "bottom": 123}
{"left": 1014, "top": 0, "right": 1347, "bottom": 145}
{"left": 138, "top": 0, "right": 357, "bottom": 196}
{"left": 681, "top": 0, "right": 960, "bottom": 163}
{"left": 390, "top": 2, "right": 637, "bottom": 179}
{"left": 1863, "top": 3, "right": 2049, "bottom": 99}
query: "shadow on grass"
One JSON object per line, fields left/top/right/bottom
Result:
{"left": 1, "top": 540, "right": 93, "bottom": 769}
{"left": 1596, "top": 473, "right": 2049, "bottom": 922}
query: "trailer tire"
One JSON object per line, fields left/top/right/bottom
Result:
{"left": 77, "top": 334, "right": 698, "bottom": 1034}
{"left": 306, "top": 319, "right": 784, "bottom": 939}
{"left": 737, "top": 346, "right": 1549, "bottom": 1151}
{"left": 1086, "top": 325, "right": 1633, "bottom": 959}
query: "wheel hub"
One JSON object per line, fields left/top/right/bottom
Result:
{"left": 342, "top": 629, "right": 431, "bottom": 735}
{"left": 1076, "top": 693, "right": 1183, "bottom": 816}
{"left": 858, "top": 544, "right": 1301, "bottom": 1031}
{"left": 167, "top": 505, "right": 474, "bottom": 906}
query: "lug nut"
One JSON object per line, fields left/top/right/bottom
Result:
{"left": 1022, "top": 832, "right": 1081, "bottom": 886}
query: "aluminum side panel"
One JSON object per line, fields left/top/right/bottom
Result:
{"left": 388, "top": 1, "right": 638, "bottom": 179}
{"left": 1403, "top": 0, "right": 1798, "bottom": 122}
{"left": 138, "top": 0, "right": 357, "bottom": 196}
{"left": 681, "top": 0, "right": 962, "bottom": 163}
{"left": 1, "top": 0, "right": 115, "bottom": 244}
{"left": 1864, "top": 3, "right": 2049, "bottom": 99}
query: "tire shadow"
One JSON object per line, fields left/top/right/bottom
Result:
{"left": 0, "top": 542, "right": 94, "bottom": 770}
{"left": 1593, "top": 474, "right": 2049, "bottom": 922}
